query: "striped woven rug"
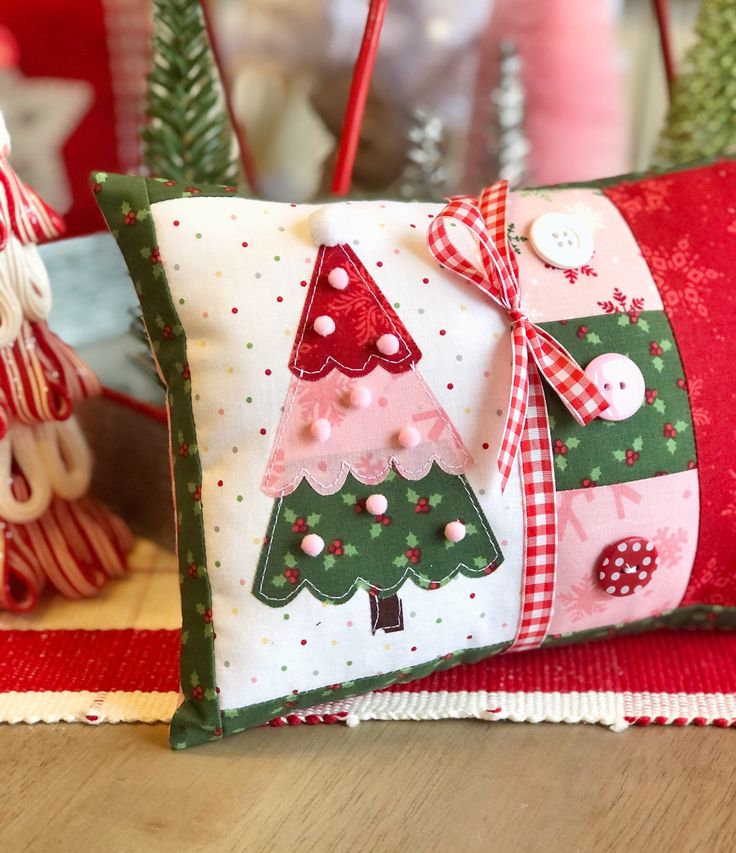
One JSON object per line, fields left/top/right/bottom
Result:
{"left": 2, "top": 540, "right": 735, "bottom": 731}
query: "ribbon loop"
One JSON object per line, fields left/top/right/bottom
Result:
{"left": 428, "top": 184, "right": 608, "bottom": 491}
{"left": 427, "top": 180, "right": 609, "bottom": 652}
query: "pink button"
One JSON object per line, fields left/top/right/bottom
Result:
{"left": 584, "top": 353, "right": 645, "bottom": 422}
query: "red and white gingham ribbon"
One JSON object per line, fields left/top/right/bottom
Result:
{"left": 427, "top": 181, "right": 608, "bottom": 650}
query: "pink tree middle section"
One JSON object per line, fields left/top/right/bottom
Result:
{"left": 262, "top": 366, "right": 472, "bottom": 497}
{"left": 262, "top": 242, "right": 474, "bottom": 497}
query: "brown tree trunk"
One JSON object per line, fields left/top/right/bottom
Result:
{"left": 370, "top": 593, "right": 404, "bottom": 634}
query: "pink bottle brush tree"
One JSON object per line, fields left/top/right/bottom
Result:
{"left": 465, "top": 0, "right": 627, "bottom": 190}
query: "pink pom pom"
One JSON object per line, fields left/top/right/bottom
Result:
{"left": 328, "top": 267, "right": 349, "bottom": 290}
{"left": 365, "top": 494, "right": 388, "bottom": 516}
{"left": 301, "top": 533, "right": 325, "bottom": 557}
{"left": 398, "top": 425, "right": 421, "bottom": 449}
{"left": 310, "top": 418, "right": 331, "bottom": 442}
{"left": 313, "top": 315, "right": 336, "bottom": 336}
{"left": 349, "top": 385, "right": 372, "bottom": 408}
{"left": 444, "top": 520, "right": 466, "bottom": 543}
{"left": 376, "top": 333, "right": 399, "bottom": 355}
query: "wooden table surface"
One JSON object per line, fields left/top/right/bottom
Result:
{"left": 3, "top": 721, "right": 735, "bottom": 852}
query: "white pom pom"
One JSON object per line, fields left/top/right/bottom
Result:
{"left": 308, "top": 204, "right": 354, "bottom": 247}
{"left": 345, "top": 714, "right": 360, "bottom": 728}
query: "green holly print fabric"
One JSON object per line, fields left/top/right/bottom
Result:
{"left": 254, "top": 467, "right": 503, "bottom": 606}
{"left": 93, "top": 173, "right": 241, "bottom": 748}
{"left": 539, "top": 310, "right": 697, "bottom": 491}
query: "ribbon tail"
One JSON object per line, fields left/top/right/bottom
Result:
{"left": 507, "top": 362, "right": 557, "bottom": 652}
{"left": 496, "top": 326, "right": 529, "bottom": 493}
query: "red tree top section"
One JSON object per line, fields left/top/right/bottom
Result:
{"left": 289, "top": 243, "right": 421, "bottom": 381}
{"left": 0, "top": 156, "right": 65, "bottom": 252}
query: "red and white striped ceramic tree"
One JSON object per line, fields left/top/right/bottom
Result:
{"left": 0, "top": 110, "right": 132, "bottom": 612}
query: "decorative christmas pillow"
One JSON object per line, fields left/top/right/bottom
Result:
{"left": 95, "top": 162, "right": 736, "bottom": 748}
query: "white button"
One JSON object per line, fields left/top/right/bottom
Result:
{"left": 584, "top": 353, "right": 645, "bottom": 422}
{"left": 529, "top": 212, "right": 594, "bottom": 269}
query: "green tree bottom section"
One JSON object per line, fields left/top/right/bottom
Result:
{"left": 539, "top": 310, "right": 697, "bottom": 491}
{"left": 252, "top": 466, "right": 504, "bottom": 607}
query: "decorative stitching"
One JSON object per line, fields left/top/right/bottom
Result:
{"left": 265, "top": 453, "right": 470, "bottom": 498}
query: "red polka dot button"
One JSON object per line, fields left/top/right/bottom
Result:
{"left": 596, "top": 537, "right": 659, "bottom": 597}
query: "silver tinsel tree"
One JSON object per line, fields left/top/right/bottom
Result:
{"left": 397, "top": 107, "right": 447, "bottom": 201}
{"left": 486, "top": 41, "right": 530, "bottom": 187}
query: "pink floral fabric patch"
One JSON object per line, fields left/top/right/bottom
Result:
{"left": 549, "top": 469, "right": 699, "bottom": 634}
{"left": 512, "top": 188, "right": 664, "bottom": 324}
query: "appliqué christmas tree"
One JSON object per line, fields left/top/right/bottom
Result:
{"left": 0, "top": 109, "right": 131, "bottom": 611}
{"left": 253, "top": 210, "right": 504, "bottom": 632}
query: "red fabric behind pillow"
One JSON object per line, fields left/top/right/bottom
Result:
{"left": 605, "top": 162, "right": 736, "bottom": 606}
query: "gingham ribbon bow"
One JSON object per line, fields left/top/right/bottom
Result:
{"left": 427, "top": 181, "right": 609, "bottom": 650}
{"left": 427, "top": 182, "right": 608, "bottom": 493}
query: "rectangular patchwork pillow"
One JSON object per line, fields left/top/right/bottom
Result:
{"left": 95, "top": 162, "right": 736, "bottom": 748}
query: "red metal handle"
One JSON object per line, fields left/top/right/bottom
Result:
{"left": 652, "top": 0, "right": 676, "bottom": 98}
{"left": 199, "top": 0, "right": 260, "bottom": 193}
{"left": 330, "top": 0, "right": 389, "bottom": 196}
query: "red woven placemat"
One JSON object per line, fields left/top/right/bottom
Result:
{"left": 2, "top": 622, "right": 735, "bottom": 730}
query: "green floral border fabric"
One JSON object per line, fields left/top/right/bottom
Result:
{"left": 94, "top": 173, "right": 236, "bottom": 747}
{"left": 94, "top": 172, "right": 736, "bottom": 749}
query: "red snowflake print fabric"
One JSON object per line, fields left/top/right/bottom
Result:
{"left": 289, "top": 244, "right": 421, "bottom": 381}
{"left": 604, "top": 162, "right": 736, "bottom": 606}
{"left": 597, "top": 287, "right": 645, "bottom": 323}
